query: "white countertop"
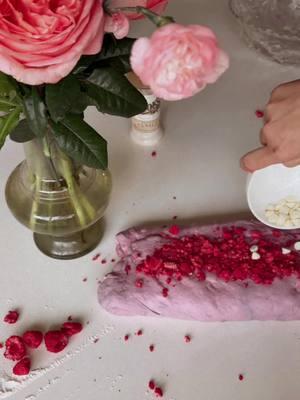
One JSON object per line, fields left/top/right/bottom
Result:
{"left": 1, "top": 1, "right": 300, "bottom": 399}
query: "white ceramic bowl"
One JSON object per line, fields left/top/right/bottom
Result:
{"left": 247, "top": 164, "right": 300, "bottom": 230}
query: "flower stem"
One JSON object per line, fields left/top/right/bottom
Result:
{"left": 29, "top": 175, "right": 41, "bottom": 231}
{"left": 110, "top": 6, "right": 175, "bottom": 26}
{"left": 59, "top": 156, "right": 96, "bottom": 227}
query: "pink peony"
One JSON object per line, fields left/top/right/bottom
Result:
{"left": 108, "top": 0, "right": 168, "bottom": 20}
{"left": 0, "top": 0, "right": 105, "bottom": 85}
{"left": 131, "top": 23, "right": 229, "bottom": 101}
{"left": 105, "top": 12, "right": 130, "bottom": 39}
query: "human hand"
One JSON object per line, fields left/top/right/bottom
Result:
{"left": 241, "top": 80, "right": 300, "bottom": 172}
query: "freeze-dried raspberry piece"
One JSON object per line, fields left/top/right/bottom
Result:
{"left": 184, "top": 335, "right": 191, "bottom": 343}
{"left": 168, "top": 225, "right": 180, "bottom": 235}
{"left": 155, "top": 387, "right": 163, "bottom": 397}
{"left": 44, "top": 331, "right": 69, "bottom": 353}
{"left": 148, "top": 380, "right": 155, "bottom": 390}
{"left": 255, "top": 110, "right": 264, "bottom": 118}
{"left": 4, "top": 310, "right": 19, "bottom": 324}
{"left": 61, "top": 322, "right": 83, "bottom": 337}
{"left": 13, "top": 357, "right": 31, "bottom": 376}
{"left": 22, "top": 331, "right": 43, "bottom": 349}
{"left": 4, "top": 336, "right": 26, "bottom": 361}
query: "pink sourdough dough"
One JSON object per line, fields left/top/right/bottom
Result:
{"left": 98, "top": 221, "right": 300, "bottom": 321}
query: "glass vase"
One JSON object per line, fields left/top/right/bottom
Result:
{"left": 229, "top": 0, "right": 300, "bottom": 65}
{"left": 5, "top": 133, "right": 112, "bottom": 259}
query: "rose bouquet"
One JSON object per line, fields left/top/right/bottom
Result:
{"left": 0, "top": 0, "right": 229, "bottom": 258}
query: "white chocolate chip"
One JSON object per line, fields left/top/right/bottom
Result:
{"left": 284, "top": 219, "right": 293, "bottom": 227}
{"left": 250, "top": 245, "right": 258, "bottom": 253}
{"left": 286, "top": 196, "right": 297, "bottom": 202}
{"left": 294, "top": 242, "right": 300, "bottom": 251}
{"left": 277, "top": 215, "right": 286, "bottom": 226}
{"left": 282, "top": 248, "right": 291, "bottom": 255}
{"left": 279, "top": 205, "right": 290, "bottom": 215}
{"left": 265, "top": 197, "right": 300, "bottom": 227}
{"left": 251, "top": 252, "right": 261, "bottom": 260}
{"left": 266, "top": 204, "right": 275, "bottom": 211}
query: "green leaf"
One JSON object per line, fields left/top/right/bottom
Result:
{"left": 0, "top": 72, "right": 17, "bottom": 97}
{"left": 82, "top": 67, "right": 147, "bottom": 118}
{"left": 109, "top": 55, "right": 132, "bottom": 74}
{"left": 0, "top": 99, "right": 17, "bottom": 113}
{"left": 73, "top": 35, "right": 135, "bottom": 75}
{"left": 0, "top": 107, "right": 21, "bottom": 148}
{"left": 45, "top": 75, "right": 89, "bottom": 122}
{"left": 72, "top": 55, "right": 98, "bottom": 75}
{"left": 23, "top": 87, "right": 47, "bottom": 137}
{"left": 49, "top": 114, "right": 108, "bottom": 170}
{"left": 9, "top": 119, "right": 35, "bottom": 143}
{"left": 0, "top": 73, "right": 21, "bottom": 113}
{"left": 98, "top": 36, "right": 135, "bottom": 61}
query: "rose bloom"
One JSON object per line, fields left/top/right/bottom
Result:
{"left": 131, "top": 23, "right": 229, "bottom": 101}
{"left": 104, "top": 12, "right": 130, "bottom": 39}
{"left": 108, "top": 0, "right": 168, "bottom": 20}
{"left": 0, "top": 0, "right": 105, "bottom": 85}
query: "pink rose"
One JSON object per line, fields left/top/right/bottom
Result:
{"left": 105, "top": 12, "right": 130, "bottom": 39}
{"left": 0, "top": 0, "right": 105, "bottom": 85}
{"left": 131, "top": 24, "right": 229, "bottom": 101}
{"left": 107, "top": 0, "right": 168, "bottom": 20}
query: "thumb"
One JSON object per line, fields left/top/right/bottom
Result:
{"left": 240, "top": 147, "right": 279, "bottom": 172}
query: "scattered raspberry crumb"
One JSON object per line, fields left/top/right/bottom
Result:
{"left": 92, "top": 253, "right": 100, "bottom": 261}
{"left": 13, "top": 357, "right": 31, "bottom": 376}
{"left": 255, "top": 110, "right": 264, "bottom": 118}
{"left": 149, "top": 344, "right": 155, "bottom": 352}
{"left": 22, "top": 331, "right": 43, "bottom": 349}
{"left": 148, "top": 380, "right": 155, "bottom": 390}
{"left": 62, "top": 322, "right": 83, "bottom": 336}
{"left": 168, "top": 225, "right": 180, "bottom": 235}
{"left": 135, "top": 278, "right": 144, "bottom": 288}
{"left": 4, "top": 336, "right": 26, "bottom": 361}
{"left": 111, "top": 258, "right": 116, "bottom": 263}
{"left": 124, "top": 334, "right": 130, "bottom": 341}
{"left": 154, "top": 387, "right": 163, "bottom": 397}
{"left": 184, "top": 335, "right": 191, "bottom": 343}
{"left": 93, "top": 338, "right": 99, "bottom": 343}
{"left": 82, "top": 277, "right": 87, "bottom": 282}
{"left": 151, "top": 151, "right": 157, "bottom": 157}
{"left": 239, "top": 374, "right": 244, "bottom": 381}
{"left": 67, "top": 315, "right": 73, "bottom": 321}
{"left": 44, "top": 331, "right": 69, "bottom": 353}
{"left": 162, "top": 288, "right": 169, "bottom": 297}
{"left": 101, "top": 259, "right": 107, "bottom": 264}
{"left": 172, "top": 216, "right": 178, "bottom": 220}
{"left": 136, "top": 329, "right": 143, "bottom": 336}
{"left": 4, "top": 310, "right": 19, "bottom": 324}
{"left": 173, "top": 196, "right": 177, "bottom": 200}
{"left": 0, "top": 342, "right": 3, "bottom": 349}
{"left": 134, "top": 226, "right": 296, "bottom": 285}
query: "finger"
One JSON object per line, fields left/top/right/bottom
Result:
{"left": 283, "top": 158, "right": 300, "bottom": 168}
{"left": 264, "top": 100, "right": 296, "bottom": 124}
{"left": 240, "top": 147, "right": 279, "bottom": 172}
{"left": 259, "top": 122, "right": 282, "bottom": 150}
{"left": 271, "top": 80, "right": 300, "bottom": 102}
{"left": 260, "top": 128, "right": 267, "bottom": 145}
